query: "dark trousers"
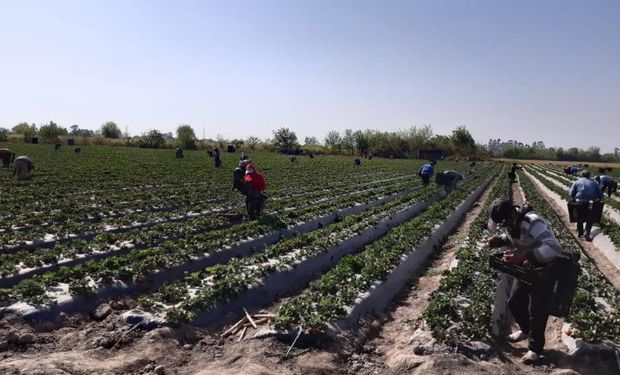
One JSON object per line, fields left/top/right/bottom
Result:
{"left": 508, "top": 279, "right": 551, "bottom": 354}
{"left": 421, "top": 175, "right": 430, "bottom": 186}
{"left": 445, "top": 180, "right": 457, "bottom": 195}
{"left": 246, "top": 190, "right": 267, "bottom": 220}
{"left": 575, "top": 202, "right": 593, "bottom": 237}
{"left": 215, "top": 158, "right": 221, "bottom": 168}
{"left": 602, "top": 183, "right": 617, "bottom": 198}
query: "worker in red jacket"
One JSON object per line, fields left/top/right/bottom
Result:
{"left": 243, "top": 161, "right": 267, "bottom": 220}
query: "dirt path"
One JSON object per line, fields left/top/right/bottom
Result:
{"left": 319, "top": 174, "right": 502, "bottom": 374}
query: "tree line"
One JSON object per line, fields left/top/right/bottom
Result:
{"left": 1, "top": 121, "right": 490, "bottom": 159}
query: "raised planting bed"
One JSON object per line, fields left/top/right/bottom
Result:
{"left": 273, "top": 168, "right": 499, "bottom": 334}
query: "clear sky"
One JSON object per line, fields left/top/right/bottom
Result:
{"left": 1, "top": 0, "right": 618, "bottom": 151}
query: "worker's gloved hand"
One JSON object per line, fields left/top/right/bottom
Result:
{"left": 488, "top": 236, "right": 506, "bottom": 248}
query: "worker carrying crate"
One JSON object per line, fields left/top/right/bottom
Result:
{"left": 567, "top": 170, "right": 604, "bottom": 241}
{"left": 487, "top": 198, "right": 580, "bottom": 364}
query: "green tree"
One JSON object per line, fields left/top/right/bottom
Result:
{"left": 451, "top": 126, "right": 476, "bottom": 150}
{"left": 342, "top": 129, "right": 356, "bottom": 154}
{"left": 355, "top": 130, "right": 371, "bottom": 156}
{"left": 324, "top": 131, "right": 342, "bottom": 150}
{"left": 272, "top": 127, "right": 299, "bottom": 153}
{"left": 304, "top": 136, "right": 319, "bottom": 146}
{"left": 12, "top": 122, "right": 32, "bottom": 134}
{"left": 0, "top": 128, "right": 8, "bottom": 142}
{"left": 246, "top": 136, "right": 260, "bottom": 150}
{"left": 138, "top": 129, "right": 166, "bottom": 148}
{"left": 13, "top": 122, "right": 38, "bottom": 142}
{"left": 101, "top": 121, "right": 122, "bottom": 139}
{"left": 39, "top": 121, "right": 68, "bottom": 142}
{"left": 176, "top": 124, "right": 197, "bottom": 150}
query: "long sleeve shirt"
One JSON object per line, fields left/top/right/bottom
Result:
{"left": 598, "top": 175, "right": 615, "bottom": 187}
{"left": 418, "top": 164, "right": 434, "bottom": 176}
{"left": 444, "top": 170, "right": 463, "bottom": 181}
{"left": 506, "top": 212, "right": 564, "bottom": 264}
{"left": 568, "top": 177, "right": 603, "bottom": 201}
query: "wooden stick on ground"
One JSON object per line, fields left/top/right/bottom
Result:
{"left": 253, "top": 313, "right": 276, "bottom": 319}
{"left": 285, "top": 326, "right": 303, "bottom": 358}
{"left": 221, "top": 317, "right": 247, "bottom": 337}
{"left": 243, "top": 308, "right": 257, "bottom": 329}
{"left": 237, "top": 326, "right": 248, "bottom": 342}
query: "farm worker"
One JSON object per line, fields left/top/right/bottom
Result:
{"left": 487, "top": 198, "right": 566, "bottom": 364}
{"left": 440, "top": 170, "right": 463, "bottom": 195}
{"left": 563, "top": 165, "right": 572, "bottom": 175}
{"left": 0, "top": 148, "right": 15, "bottom": 169}
{"left": 214, "top": 148, "right": 221, "bottom": 168}
{"left": 417, "top": 162, "right": 434, "bottom": 186}
{"left": 570, "top": 166, "right": 580, "bottom": 176}
{"left": 232, "top": 159, "right": 251, "bottom": 194}
{"left": 175, "top": 147, "right": 184, "bottom": 159}
{"left": 13, "top": 156, "right": 34, "bottom": 179}
{"left": 243, "top": 161, "right": 267, "bottom": 220}
{"left": 568, "top": 170, "right": 603, "bottom": 241}
{"left": 508, "top": 163, "right": 521, "bottom": 182}
{"left": 595, "top": 175, "right": 617, "bottom": 198}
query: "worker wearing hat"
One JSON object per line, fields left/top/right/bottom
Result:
{"left": 487, "top": 197, "right": 564, "bottom": 364}
{"left": 568, "top": 170, "right": 603, "bottom": 241}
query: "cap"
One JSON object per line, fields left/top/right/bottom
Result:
{"left": 488, "top": 197, "right": 516, "bottom": 230}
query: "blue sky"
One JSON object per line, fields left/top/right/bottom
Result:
{"left": 1, "top": 0, "right": 618, "bottom": 151}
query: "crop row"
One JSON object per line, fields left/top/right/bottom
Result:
{"left": 0, "top": 174, "right": 427, "bottom": 288}
{"left": 273, "top": 167, "right": 499, "bottom": 331}
{"left": 0, "top": 172, "right": 421, "bottom": 249}
{"left": 137, "top": 182, "right": 446, "bottom": 323}
{"left": 0, "top": 167, "right": 411, "bottom": 235}
{"left": 423, "top": 166, "right": 510, "bottom": 343}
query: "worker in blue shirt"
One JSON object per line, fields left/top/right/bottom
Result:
{"left": 568, "top": 170, "right": 603, "bottom": 241}
{"left": 417, "top": 160, "right": 435, "bottom": 186}
{"left": 595, "top": 175, "right": 617, "bottom": 198}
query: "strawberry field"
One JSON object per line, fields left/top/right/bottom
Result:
{"left": 1, "top": 145, "right": 619, "bottom": 374}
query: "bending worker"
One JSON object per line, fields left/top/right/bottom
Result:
{"left": 0, "top": 148, "right": 15, "bottom": 169}
{"left": 439, "top": 170, "right": 463, "bottom": 195}
{"left": 417, "top": 161, "right": 435, "bottom": 186}
{"left": 568, "top": 170, "right": 602, "bottom": 241}
{"left": 13, "top": 156, "right": 34, "bottom": 179}
{"left": 508, "top": 162, "right": 521, "bottom": 182}
{"left": 595, "top": 175, "right": 617, "bottom": 198}
{"left": 487, "top": 197, "right": 565, "bottom": 364}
